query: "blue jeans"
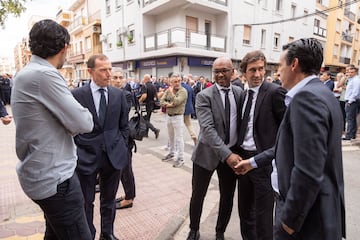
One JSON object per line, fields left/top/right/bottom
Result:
{"left": 34, "top": 174, "right": 91, "bottom": 240}
{"left": 345, "top": 100, "right": 360, "bottom": 139}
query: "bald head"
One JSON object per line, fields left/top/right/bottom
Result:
{"left": 143, "top": 74, "right": 151, "bottom": 83}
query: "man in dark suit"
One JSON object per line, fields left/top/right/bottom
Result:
{"left": 72, "top": 54, "right": 129, "bottom": 240}
{"left": 186, "top": 57, "right": 243, "bottom": 240}
{"left": 320, "top": 71, "right": 335, "bottom": 91}
{"left": 237, "top": 38, "right": 346, "bottom": 240}
{"left": 230, "top": 50, "right": 286, "bottom": 240}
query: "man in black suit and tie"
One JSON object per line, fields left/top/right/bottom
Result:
{"left": 237, "top": 38, "right": 346, "bottom": 240}
{"left": 320, "top": 71, "right": 335, "bottom": 91}
{"left": 186, "top": 57, "right": 243, "bottom": 240}
{"left": 72, "top": 54, "right": 129, "bottom": 240}
{"left": 231, "top": 50, "right": 286, "bottom": 240}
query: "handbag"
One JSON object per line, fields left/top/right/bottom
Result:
{"left": 128, "top": 91, "right": 149, "bottom": 141}
{"left": 129, "top": 110, "right": 148, "bottom": 141}
{"left": 153, "top": 98, "right": 161, "bottom": 110}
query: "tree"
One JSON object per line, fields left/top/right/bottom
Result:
{"left": 0, "top": 0, "right": 27, "bottom": 26}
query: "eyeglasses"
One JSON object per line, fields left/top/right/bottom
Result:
{"left": 213, "top": 68, "right": 232, "bottom": 75}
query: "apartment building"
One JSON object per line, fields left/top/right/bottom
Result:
{"left": 56, "top": 0, "right": 103, "bottom": 84}
{"left": 324, "top": 0, "right": 360, "bottom": 72}
{"left": 100, "top": 0, "right": 318, "bottom": 79}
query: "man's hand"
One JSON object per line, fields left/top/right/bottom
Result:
{"left": 1, "top": 115, "right": 12, "bottom": 125}
{"left": 234, "top": 159, "right": 253, "bottom": 175}
{"left": 225, "top": 153, "right": 242, "bottom": 172}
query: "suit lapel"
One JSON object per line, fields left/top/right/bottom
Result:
{"left": 83, "top": 84, "right": 101, "bottom": 127}
{"left": 254, "top": 82, "right": 268, "bottom": 122}
{"left": 212, "top": 86, "right": 226, "bottom": 125}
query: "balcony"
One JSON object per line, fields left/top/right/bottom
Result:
{"left": 88, "top": 10, "right": 101, "bottom": 25}
{"left": 56, "top": 10, "right": 71, "bottom": 27}
{"left": 342, "top": 32, "right": 353, "bottom": 43}
{"left": 68, "top": 16, "right": 87, "bottom": 34}
{"left": 344, "top": 8, "right": 355, "bottom": 22}
{"left": 339, "top": 57, "right": 351, "bottom": 64}
{"left": 143, "top": 0, "right": 227, "bottom": 15}
{"left": 144, "top": 27, "right": 226, "bottom": 52}
{"left": 313, "top": 26, "right": 327, "bottom": 38}
{"left": 68, "top": 53, "right": 85, "bottom": 64}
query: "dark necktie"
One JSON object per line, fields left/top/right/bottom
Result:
{"left": 238, "top": 89, "right": 254, "bottom": 145}
{"left": 99, "top": 88, "right": 107, "bottom": 127}
{"left": 222, "top": 88, "right": 230, "bottom": 144}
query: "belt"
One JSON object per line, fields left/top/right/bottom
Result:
{"left": 167, "top": 113, "right": 182, "bottom": 117}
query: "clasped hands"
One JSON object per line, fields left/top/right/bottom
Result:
{"left": 225, "top": 153, "right": 253, "bottom": 175}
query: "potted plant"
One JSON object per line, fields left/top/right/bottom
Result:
{"left": 127, "top": 34, "right": 134, "bottom": 43}
{"left": 116, "top": 41, "right": 123, "bottom": 47}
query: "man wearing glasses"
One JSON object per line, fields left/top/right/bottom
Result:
{"left": 186, "top": 57, "right": 243, "bottom": 240}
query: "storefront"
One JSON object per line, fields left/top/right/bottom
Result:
{"left": 187, "top": 56, "right": 214, "bottom": 80}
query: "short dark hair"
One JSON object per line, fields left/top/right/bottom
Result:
{"left": 282, "top": 38, "right": 323, "bottom": 75}
{"left": 239, "top": 50, "right": 267, "bottom": 73}
{"left": 87, "top": 54, "right": 109, "bottom": 68}
{"left": 29, "top": 19, "right": 70, "bottom": 59}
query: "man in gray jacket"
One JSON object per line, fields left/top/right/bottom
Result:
{"left": 11, "top": 19, "right": 93, "bottom": 239}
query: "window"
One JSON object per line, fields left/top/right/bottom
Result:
{"left": 333, "top": 44, "right": 339, "bottom": 57}
{"left": 105, "top": 0, "right": 111, "bottom": 15}
{"left": 261, "top": 29, "right": 266, "bottom": 48}
{"left": 303, "top": 9, "right": 308, "bottom": 24}
{"left": 85, "top": 36, "right": 91, "bottom": 51}
{"left": 336, "top": 19, "right": 341, "bottom": 32}
{"left": 116, "top": 29, "right": 123, "bottom": 47}
{"left": 243, "top": 25, "right": 251, "bottom": 45}
{"left": 106, "top": 33, "right": 112, "bottom": 50}
{"left": 314, "top": 19, "right": 320, "bottom": 27}
{"left": 291, "top": 4, "right": 296, "bottom": 18}
{"left": 274, "top": 33, "right": 280, "bottom": 49}
{"left": 275, "top": 0, "right": 282, "bottom": 11}
{"left": 127, "top": 24, "right": 135, "bottom": 44}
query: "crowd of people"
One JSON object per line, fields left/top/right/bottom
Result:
{"left": 5, "top": 18, "right": 351, "bottom": 240}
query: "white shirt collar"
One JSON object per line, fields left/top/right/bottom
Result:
{"left": 285, "top": 75, "right": 316, "bottom": 106}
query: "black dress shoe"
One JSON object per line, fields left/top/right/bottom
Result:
{"left": 99, "top": 233, "right": 119, "bottom": 240}
{"left": 216, "top": 232, "right": 225, "bottom": 240}
{"left": 154, "top": 129, "right": 160, "bottom": 139}
{"left": 186, "top": 230, "right": 200, "bottom": 240}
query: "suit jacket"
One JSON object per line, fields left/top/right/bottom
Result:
{"left": 181, "top": 82, "right": 195, "bottom": 115}
{"left": 240, "top": 81, "right": 286, "bottom": 153}
{"left": 72, "top": 84, "right": 129, "bottom": 175}
{"left": 324, "top": 79, "right": 335, "bottom": 91}
{"left": 192, "top": 84, "right": 243, "bottom": 171}
{"left": 255, "top": 78, "right": 345, "bottom": 239}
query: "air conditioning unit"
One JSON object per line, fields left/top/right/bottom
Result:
{"left": 100, "top": 34, "right": 107, "bottom": 42}
{"left": 93, "top": 26, "right": 101, "bottom": 33}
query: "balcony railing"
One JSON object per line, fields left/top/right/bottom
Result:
{"left": 88, "top": 10, "right": 101, "bottom": 24}
{"left": 344, "top": 8, "right": 355, "bottom": 22}
{"left": 313, "top": 26, "right": 327, "bottom": 38}
{"left": 68, "top": 53, "right": 85, "bottom": 64}
{"left": 68, "top": 16, "right": 86, "bottom": 32}
{"left": 144, "top": 27, "right": 226, "bottom": 52}
{"left": 143, "top": 0, "right": 227, "bottom": 7}
{"left": 339, "top": 56, "right": 351, "bottom": 64}
{"left": 342, "top": 32, "right": 353, "bottom": 43}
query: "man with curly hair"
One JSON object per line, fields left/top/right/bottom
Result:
{"left": 11, "top": 19, "right": 93, "bottom": 239}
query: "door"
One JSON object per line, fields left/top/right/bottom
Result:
{"left": 186, "top": 16, "right": 198, "bottom": 47}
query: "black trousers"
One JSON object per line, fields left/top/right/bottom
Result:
{"left": 77, "top": 152, "right": 121, "bottom": 239}
{"left": 120, "top": 149, "right": 136, "bottom": 200}
{"left": 189, "top": 162, "right": 237, "bottom": 233}
{"left": 235, "top": 147, "right": 274, "bottom": 240}
{"left": 34, "top": 174, "right": 92, "bottom": 240}
{"left": 144, "top": 110, "right": 157, "bottom": 132}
